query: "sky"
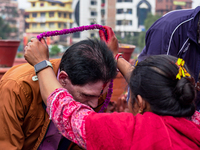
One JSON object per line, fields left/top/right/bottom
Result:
{"left": 17, "top": 0, "right": 200, "bottom": 9}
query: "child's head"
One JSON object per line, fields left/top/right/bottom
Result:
{"left": 128, "top": 55, "right": 196, "bottom": 117}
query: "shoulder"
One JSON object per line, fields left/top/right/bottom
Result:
{"left": 149, "top": 8, "right": 198, "bottom": 33}
{"left": 85, "top": 112, "right": 135, "bottom": 149}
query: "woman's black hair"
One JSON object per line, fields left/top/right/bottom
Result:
{"left": 129, "top": 55, "right": 196, "bottom": 117}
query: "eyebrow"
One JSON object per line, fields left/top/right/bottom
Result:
{"left": 81, "top": 92, "right": 100, "bottom": 98}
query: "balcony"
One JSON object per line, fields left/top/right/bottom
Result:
{"left": 25, "top": 17, "right": 73, "bottom": 23}
{"left": 25, "top": 6, "right": 73, "bottom": 13}
{"left": 26, "top": 27, "right": 67, "bottom": 33}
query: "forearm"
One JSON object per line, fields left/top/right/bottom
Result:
{"left": 117, "top": 57, "right": 134, "bottom": 83}
{"left": 37, "top": 67, "right": 62, "bottom": 105}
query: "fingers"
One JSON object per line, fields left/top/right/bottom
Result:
{"left": 41, "top": 38, "right": 48, "bottom": 48}
{"left": 99, "top": 30, "right": 107, "bottom": 42}
{"left": 30, "top": 38, "right": 38, "bottom": 42}
{"left": 103, "top": 26, "right": 114, "bottom": 37}
{"left": 99, "top": 26, "right": 115, "bottom": 43}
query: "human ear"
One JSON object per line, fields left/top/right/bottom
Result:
{"left": 136, "top": 95, "right": 146, "bottom": 113}
{"left": 137, "top": 95, "right": 151, "bottom": 113}
{"left": 58, "top": 71, "right": 69, "bottom": 86}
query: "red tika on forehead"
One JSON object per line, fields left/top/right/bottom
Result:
{"left": 100, "top": 82, "right": 108, "bottom": 95}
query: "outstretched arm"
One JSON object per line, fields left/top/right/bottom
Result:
{"left": 99, "top": 26, "right": 134, "bottom": 82}
{"left": 24, "top": 38, "right": 62, "bottom": 105}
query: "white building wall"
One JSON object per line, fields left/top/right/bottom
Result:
{"left": 72, "top": 0, "right": 101, "bottom": 42}
{"left": 72, "top": 0, "right": 155, "bottom": 41}
{"left": 115, "top": 0, "right": 155, "bottom": 33}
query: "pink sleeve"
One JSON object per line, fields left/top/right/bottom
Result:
{"left": 191, "top": 111, "right": 200, "bottom": 125}
{"left": 46, "top": 88, "right": 95, "bottom": 149}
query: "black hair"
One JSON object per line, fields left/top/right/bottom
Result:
{"left": 59, "top": 38, "right": 117, "bottom": 85}
{"left": 129, "top": 55, "right": 196, "bottom": 117}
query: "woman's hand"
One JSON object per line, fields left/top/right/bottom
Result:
{"left": 24, "top": 38, "right": 49, "bottom": 66}
{"left": 100, "top": 26, "right": 134, "bottom": 83}
{"left": 99, "top": 26, "right": 119, "bottom": 57}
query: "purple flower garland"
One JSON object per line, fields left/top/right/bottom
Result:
{"left": 37, "top": 24, "right": 111, "bottom": 113}
{"left": 37, "top": 24, "right": 107, "bottom": 40}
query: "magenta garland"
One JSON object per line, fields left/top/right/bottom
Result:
{"left": 37, "top": 24, "right": 111, "bottom": 113}
{"left": 37, "top": 24, "right": 107, "bottom": 40}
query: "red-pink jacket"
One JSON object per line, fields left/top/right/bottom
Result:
{"left": 86, "top": 112, "right": 200, "bottom": 150}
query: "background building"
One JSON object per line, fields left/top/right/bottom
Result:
{"left": 72, "top": 0, "right": 102, "bottom": 42}
{"left": 25, "top": 0, "right": 73, "bottom": 45}
{"left": 72, "top": 0, "right": 155, "bottom": 41}
{"left": 156, "top": 0, "right": 192, "bottom": 15}
{"left": 100, "top": 0, "right": 155, "bottom": 38}
{"left": 0, "top": 0, "right": 21, "bottom": 40}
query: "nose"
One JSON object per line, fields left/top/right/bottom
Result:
{"left": 87, "top": 98, "right": 99, "bottom": 108}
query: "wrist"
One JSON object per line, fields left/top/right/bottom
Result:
{"left": 114, "top": 53, "right": 123, "bottom": 72}
{"left": 34, "top": 60, "right": 53, "bottom": 74}
{"left": 115, "top": 53, "right": 123, "bottom": 62}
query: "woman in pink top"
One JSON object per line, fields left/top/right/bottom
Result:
{"left": 24, "top": 27, "right": 200, "bottom": 150}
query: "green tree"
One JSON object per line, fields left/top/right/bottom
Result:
{"left": 138, "top": 13, "right": 162, "bottom": 50}
{"left": 50, "top": 45, "right": 61, "bottom": 57}
{"left": 0, "top": 17, "right": 12, "bottom": 39}
{"left": 116, "top": 33, "right": 138, "bottom": 46}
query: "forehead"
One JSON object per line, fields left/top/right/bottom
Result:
{"left": 76, "top": 81, "right": 105, "bottom": 95}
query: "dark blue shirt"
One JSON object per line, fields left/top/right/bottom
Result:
{"left": 138, "top": 7, "right": 200, "bottom": 110}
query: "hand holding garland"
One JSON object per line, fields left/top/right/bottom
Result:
{"left": 99, "top": 26, "right": 134, "bottom": 82}
{"left": 24, "top": 38, "right": 62, "bottom": 104}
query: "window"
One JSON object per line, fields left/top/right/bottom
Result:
{"left": 25, "top": 14, "right": 29, "bottom": 18}
{"left": 127, "top": 9, "right": 132, "bottom": 14}
{"left": 101, "top": 9, "right": 105, "bottom": 16}
{"left": 116, "top": 20, "right": 122, "bottom": 25}
{"left": 49, "top": 23, "right": 55, "bottom": 28}
{"left": 52, "top": 3, "right": 56, "bottom": 6}
{"left": 117, "top": 0, "right": 123, "bottom": 2}
{"left": 49, "top": 12, "right": 54, "bottom": 17}
{"left": 69, "top": 13, "right": 72, "bottom": 19}
{"left": 64, "top": 23, "right": 66, "bottom": 28}
{"left": 101, "top": 20, "right": 105, "bottom": 25}
{"left": 117, "top": 9, "right": 123, "bottom": 14}
{"left": 73, "top": 32, "right": 80, "bottom": 38}
{"left": 91, "top": 11, "right": 97, "bottom": 16}
{"left": 32, "top": 13, "right": 37, "bottom": 18}
{"left": 32, "top": 23, "right": 37, "bottom": 28}
{"left": 60, "top": 4, "right": 65, "bottom": 7}
{"left": 91, "top": 0, "right": 97, "bottom": 5}
{"left": 58, "top": 12, "right": 62, "bottom": 18}
{"left": 40, "top": 23, "right": 45, "bottom": 28}
{"left": 58, "top": 23, "right": 62, "bottom": 28}
{"left": 40, "top": 3, "right": 44, "bottom": 6}
{"left": 64, "top": 13, "right": 67, "bottom": 18}
{"left": 32, "top": 3, "right": 35, "bottom": 7}
{"left": 40, "top": 12, "right": 45, "bottom": 18}
{"left": 90, "top": 33, "right": 95, "bottom": 37}
{"left": 128, "top": 20, "right": 132, "bottom": 25}
{"left": 25, "top": 23, "right": 29, "bottom": 29}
